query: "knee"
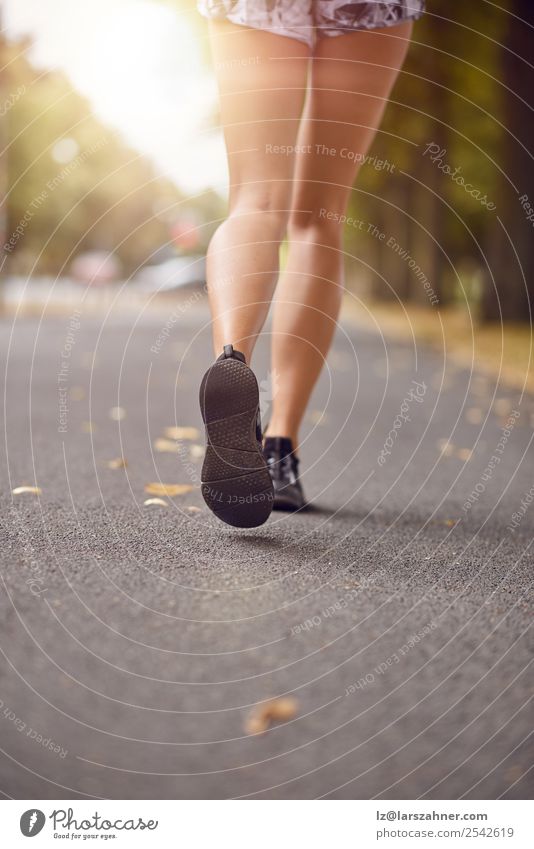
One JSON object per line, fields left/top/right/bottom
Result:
{"left": 288, "top": 208, "right": 343, "bottom": 246}
{"left": 229, "top": 191, "right": 290, "bottom": 240}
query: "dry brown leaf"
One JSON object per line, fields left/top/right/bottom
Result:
{"left": 244, "top": 697, "right": 298, "bottom": 735}
{"left": 456, "top": 448, "right": 473, "bottom": 461}
{"left": 144, "top": 483, "right": 194, "bottom": 497}
{"left": 143, "top": 498, "right": 169, "bottom": 507}
{"left": 109, "top": 406, "right": 126, "bottom": 421}
{"left": 153, "top": 438, "right": 179, "bottom": 454}
{"left": 444, "top": 519, "right": 456, "bottom": 527}
{"left": 107, "top": 457, "right": 127, "bottom": 469}
{"left": 164, "top": 426, "right": 199, "bottom": 441}
{"left": 12, "top": 485, "right": 42, "bottom": 495}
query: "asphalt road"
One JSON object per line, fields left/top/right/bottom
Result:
{"left": 0, "top": 293, "right": 532, "bottom": 799}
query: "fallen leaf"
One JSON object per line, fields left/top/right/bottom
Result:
{"left": 143, "top": 498, "right": 168, "bottom": 507}
{"left": 144, "top": 483, "right": 194, "bottom": 497}
{"left": 164, "top": 426, "right": 200, "bottom": 441}
{"left": 466, "top": 407, "right": 483, "bottom": 425}
{"left": 81, "top": 421, "right": 95, "bottom": 433}
{"left": 106, "top": 457, "right": 127, "bottom": 469}
{"left": 456, "top": 448, "right": 473, "bottom": 461}
{"left": 69, "top": 386, "right": 85, "bottom": 401}
{"left": 493, "top": 398, "right": 511, "bottom": 417}
{"left": 153, "top": 438, "right": 179, "bottom": 454}
{"left": 437, "top": 439, "right": 454, "bottom": 456}
{"left": 244, "top": 697, "right": 298, "bottom": 735}
{"left": 109, "top": 406, "right": 126, "bottom": 421}
{"left": 187, "top": 505, "right": 201, "bottom": 513}
{"left": 444, "top": 519, "right": 456, "bottom": 527}
{"left": 309, "top": 410, "right": 328, "bottom": 426}
{"left": 12, "top": 486, "right": 42, "bottom": 495}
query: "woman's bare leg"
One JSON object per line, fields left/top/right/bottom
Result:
{"left": 265, "top": 23, "right": 413, "bottom": 446}
{"left": 205, "top": 21, "right": 309, "bottom": 363}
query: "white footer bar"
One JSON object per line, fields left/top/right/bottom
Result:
{"left": 2, "top": 799, "right": 531, "bottom": 848}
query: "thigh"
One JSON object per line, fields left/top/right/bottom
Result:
{"left": 208, "top": 20, "right": 310, "bottom": 209}
{"left": 291, "top": 22, "right": 412, "bottom": 216}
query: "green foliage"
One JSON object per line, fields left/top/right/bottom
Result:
{"left": 1, "top": 35, "right": 210, "bottom": 275}
{"left": 344, "top": 0, "right": 512, "bottom": 313}
{"left": 2, "top": 2, "right": 531, "bottom": 320}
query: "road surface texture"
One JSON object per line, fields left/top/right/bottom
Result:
{"left": 1, "top": 292, "right": 532, "bottom": 799}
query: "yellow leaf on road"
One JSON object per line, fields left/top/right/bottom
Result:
{"left": 144, "top": 483, "right": 194, "bottom": 497}
{"left": 153, "top": 438, "right": 179, "bottom": 453}
{"left": 493, "top": 398, "right": 511, "bottom": 417}
{"left": 164, "top": 426, "right": 199, "bottom": 440}
{"left": 309, "top": 410, "right": 328, "bottom": 426}
{"left": 109, "top": 406, "right": 126, "bottom": 421}
{"left": 106, "top": 457, "right": 128, "bottom": 469}
{"left": 12, "top": 486, "right": 42, "bottom": 495}
{"left": 466, "top": 407, "right": 483, "bottom": 425}
{"left": 245, "top": 697, "right": 298, "bottom": 735}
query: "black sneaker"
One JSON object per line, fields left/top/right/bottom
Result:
{"left": 199, "top": 344, "right": 274, "bottom": 528}
{"left": 263, "top": 436, "right": 307, "bottom": 512}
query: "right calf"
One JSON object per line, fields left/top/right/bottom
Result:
{"left": 206, "top": 201, "right": 289, "bottom": 360}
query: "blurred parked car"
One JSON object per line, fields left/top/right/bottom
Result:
{"left": 132, "top": 254, "right": 206, "bottom": 292}
{"left": 70, "top": 251, "right": 123, "bottom": 285}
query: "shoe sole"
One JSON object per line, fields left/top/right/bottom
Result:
{"left": 199, "top": 357, "right": 274, "bottom": 528}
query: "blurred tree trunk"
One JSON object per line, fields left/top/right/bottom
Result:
{"left": 387, "top": 180, "right": 411, "bottom": 300}
{"left": 409, "top": 121, "right": 447, "bottom": 306}
{"left": 482, "top": 0, "right": 534, "bottom": 321}
{"left": 413, "top": 1, "right": 451, "bottom": 309}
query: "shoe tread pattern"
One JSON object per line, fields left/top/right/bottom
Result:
{"left": 199, "top": 356, "right": 273, "bottom": 527}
